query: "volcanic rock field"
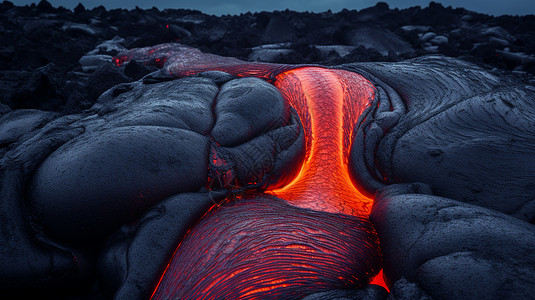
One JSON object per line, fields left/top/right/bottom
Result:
{"left": 1, "top": 1, "right": 535, "bottom": 299}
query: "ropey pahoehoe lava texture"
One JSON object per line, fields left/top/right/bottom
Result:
{"left": 1, "top": 2, "right": 535, "bottom": 300}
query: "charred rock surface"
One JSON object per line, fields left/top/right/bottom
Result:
{"left": 344, "top": 56, "right": 535, "bottom": 220}
{"left": 26, "top": 73, "right": 303, "bottom": 243}
{"left": 0, "top": 71, "right": 304, "bottom": 297}
{"left": 99, "top": 191, "right": 228, "bottom": 299}
{"left": 371, "top": 183, "right": 535, "bottom": 299}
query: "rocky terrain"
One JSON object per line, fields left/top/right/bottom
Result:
{"left": 1, "top": 0, "right": 534, "bottom": 113}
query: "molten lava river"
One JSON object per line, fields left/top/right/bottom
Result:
{"left": 150, "top": 65, "right": 386, "bottom": 299}
{"left": 270, "top": 68, "right": 373, "bottom": 215}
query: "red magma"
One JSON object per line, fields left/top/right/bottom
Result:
{"left": 269, "top": 67, "right": 375, "bottom": 216}
{"left": 150, "top": 196, "right": 381, "bottom": 300}
{"left": 114, "top": 44, "right": 388, "bottom": 298}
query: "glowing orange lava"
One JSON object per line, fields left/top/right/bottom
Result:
{"left": 149, "top": 65, "right": 388, "bottom": 299}
{"left": 268, "top": 67, "right": 375, "bottom": 217}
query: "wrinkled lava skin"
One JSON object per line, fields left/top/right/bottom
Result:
{"left": 1, "top": 43, "right": 535, "bottom": 299}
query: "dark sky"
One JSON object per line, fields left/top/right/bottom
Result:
{"left": 9, "top": 0, "right": 535, "bottom": 16}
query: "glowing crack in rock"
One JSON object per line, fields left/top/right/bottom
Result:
{"left": 113, "top": 43, "right": 303, "bottom": 80}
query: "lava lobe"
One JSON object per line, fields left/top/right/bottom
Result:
{"left": 150, "top": 196, "right": 381, "bottom": 299}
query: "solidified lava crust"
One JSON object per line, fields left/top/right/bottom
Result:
{"left": 112, "top": 44, "right": 388, "bottom": 297}
{"left": 150, "top": 196, "right": 381, "bottom": 300}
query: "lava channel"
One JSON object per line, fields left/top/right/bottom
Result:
{"left": 147, "top": 65, "right": 388, "bottom": 299}
{"left": 268, "top": 67, "right": 375, "bottom": 216}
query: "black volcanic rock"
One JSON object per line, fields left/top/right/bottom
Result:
{"left": 302, "top": 285, "right": 389, "bottom": 300}
{"left": 345, "top": 56, "right": 535, "bottom": 215}
{"left": 73, "top": 3, "right": 85, "bottom": 14}
{"left": 263, "top": 12, "right": 297, "bottom": 43}
{"left": 0, "top": 63, "right": 65, "bottom": 110}
{"left": 87, "top": 62, "right": 131, "bottom": 100}
{"left": 123, "top": 59, "right": 155, "bottom": 80}
{"left": 1, "top": 1, "right": 534, "bottom": 111}
{"left": 36, "top": 0, "right": 53, "bottom": 12}
{"left": 211, "top": 77, "right": 290, "bottom": 147}
{"left": 0, "top": 2, "right": 534, "bottom": 298}
{"left": 371, "top": 185, "right": 535, "bottom": 299}
{"left": 0, "top": 109, "right": 58, "bottom": 148}
{"left": 99, "top": 191, "right": 228, "bottom": 299}
{"left": 0, "top": 1, "right": 14, "bottom": 11}
{"left": 346, "top": 26, "right": 414, "bottom": 56}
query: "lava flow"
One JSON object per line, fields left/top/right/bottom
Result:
{"left": 116, "top": 43, "right": 387, "bottom": 299}
{"left": 150, "top": 196, "right": 382, "bottom": 300}
{"left": 147, "top": 64, "right": 387, "bottom": 299}
{"left": 268, "top": 67, "right": 375, "bottom": 216}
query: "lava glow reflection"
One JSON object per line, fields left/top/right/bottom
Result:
{"left": 268, "top": 67, "right": 375, "bottom": 217}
